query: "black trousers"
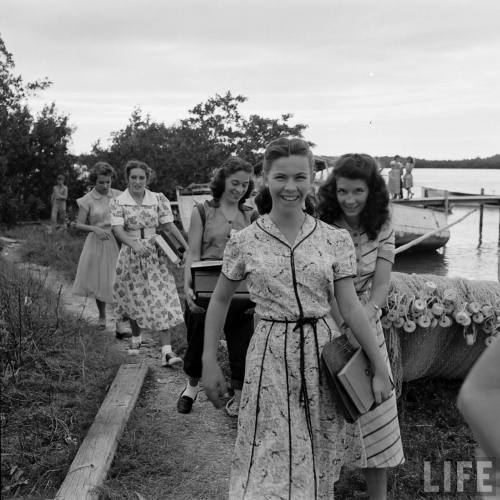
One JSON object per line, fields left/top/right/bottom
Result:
{"left": 183, "top": 298, "right": 254, "bottom": 390}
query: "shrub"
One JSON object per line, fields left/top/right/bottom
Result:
{"left": 0, "top": 258, "right": 126, "bottom": 497}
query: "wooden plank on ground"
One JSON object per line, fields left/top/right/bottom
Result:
{"left": 55, "top": 363, "right": 148, "bottom": 500}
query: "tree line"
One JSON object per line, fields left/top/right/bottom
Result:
{"left": 1, "top": 35, "right": 498, "bottom": 226}
{"left": 0, "top": 35, "right": 309, "bottom": 225}
{"left": 375, "top": 155, "right": 500, "bottom": 169}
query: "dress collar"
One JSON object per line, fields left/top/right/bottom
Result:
{"left": 257, "top": 213, "right": 317, "bottom": 248}
{"left": 117, "top": 188, "right": 156, "bottom": 206}
{"left": 90, "top": 188, "right": 115, "bottom": 200}
{"left": 332, "top": 216, "right": 360, "bottom": 233}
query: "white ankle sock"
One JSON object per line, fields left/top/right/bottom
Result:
{"left": 183, "top": 383, "right": 199, "bottom": 399}
{"left": 130, "top": 335, "right": 142, "bottom": 348}
{"left": 162, "top": 345, "right": 173, "bottom": 355}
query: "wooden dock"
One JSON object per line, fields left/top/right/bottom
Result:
{"left": 393, "top": 195, "right": 500, "bottom": 207}
{"left": 394, "top": 193, "right": 500, "bottom": 246}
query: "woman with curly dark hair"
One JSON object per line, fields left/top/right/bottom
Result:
{"left": 178, "top": 156, "right": 258, "bottom": 416}
{"left": 318, "top": 153, "right": 404, "bottom": 500}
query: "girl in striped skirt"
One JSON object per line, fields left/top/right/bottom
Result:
{"left": 318, "top": 153, "right": 405, "bottom": 500}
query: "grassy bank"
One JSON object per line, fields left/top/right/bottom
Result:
{"left": 0, "top": 257, "right": 127, "bottom": 498}
{"left": 3, "top": 224, "right": 85, "bottom": 279}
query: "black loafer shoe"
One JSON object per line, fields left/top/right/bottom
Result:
{"left": 115, "top": 330, "right": 133, "bottom": 340}
{"left": 177, "top": 392, "right": 196, "bottom": 414}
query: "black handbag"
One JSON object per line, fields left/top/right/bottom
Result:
{"left": 321, "top": 335, "right": 375, "bottom": 423}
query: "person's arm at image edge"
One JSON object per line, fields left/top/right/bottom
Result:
{"left": 457, "top": 338, "right": 500, "bottom": 460}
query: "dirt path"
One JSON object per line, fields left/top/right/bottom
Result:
{"left": 1, "top": 237, "right": 236, "bottom": 500}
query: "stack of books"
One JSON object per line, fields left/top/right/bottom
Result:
{"left": 337, "top": 348, "right": 375, "bottom": 415}
{"left": 322, "top": 339, "right": 375, "bottom": 423}
{"left": 155, "top": 230, "right": 185, "bottom": 265}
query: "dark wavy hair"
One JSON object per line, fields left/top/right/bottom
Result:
{"left": 256, "top": 137, "right": 316, "bottom": 215}
{"left": 89, "top": 161, "right": 115, "bottom": 185}
{"left": 317, "top": 153, "right": 390, "bottom": 240}
{"left": 209, "top": 156, "right": 254, "bottom": 205}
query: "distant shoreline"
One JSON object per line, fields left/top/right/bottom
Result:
{"left": 383, "top": 165, "right": 500, "bottom": 169}
{"left": 321, "top": 155, "right": 500, "bottom": 169}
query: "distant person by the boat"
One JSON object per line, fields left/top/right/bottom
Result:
{"left": 178, "top": 157, "right": 257, "bottom": 416}
{"left": 318, "top": 153, "right": 404, "bottom": 500}
{"left": 403, "top": 156, "right": 415, "bottom": 199}
{"left": 110, "top": 160, "right": 188, "bottom": 364}
{"left": 388, "top": 157, "right": 402, "bottom": 199}
{"left": 72, "top": 161, "right": 130, "bottom": 336}
{"left": 202, "top": 138, "right": 392, "bottom": 499}
{"left": 49, "top": 174, "right": 68, "bottom": 233}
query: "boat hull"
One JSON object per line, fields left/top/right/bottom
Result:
{"left": 392, "top": 204, "right": 450, "bottom": 251}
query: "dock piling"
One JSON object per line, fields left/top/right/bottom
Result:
{"left": 478, "top": 188, "right": 484, "bottom": 246}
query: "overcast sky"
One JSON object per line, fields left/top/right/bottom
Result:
{"left": 2, "top": 0, "right": 500, "bottom": 160}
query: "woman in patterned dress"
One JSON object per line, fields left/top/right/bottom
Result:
{"left": 110, "top": 160, "right": 188, "bottom": 365}
{"left": 202, "top": 138, "right": 393, "bottom": 499}
{"left": 318, "top": 153, "right": 405, "bottom": 500}
{"left": 72, "top": 162, "right": 130, "bottom": 335}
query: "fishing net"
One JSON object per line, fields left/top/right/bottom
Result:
{"left": 382, "top": 272, "right": 500, "bottom": 396}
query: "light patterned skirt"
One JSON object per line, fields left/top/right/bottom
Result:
{"left": 113, "top": 240, "right": 184, "bottom": 331}
{"left": 358, "top": 316, "right": 405, "bottom": 468}
{"left": 73, "top": 232, "right": 119, "bottom": 303}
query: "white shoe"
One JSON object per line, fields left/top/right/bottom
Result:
{"left": 115, "top": 320, "right": 132, "bottom": 339}
{"left": 162, "top": 352, "right": 183, "bottom": 368}
{"left": 130, "top": 337, "right": 141, "bottom": 350}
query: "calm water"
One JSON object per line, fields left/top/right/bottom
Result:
{"left": 392, "top": 169, "right": 500, "bottom": 281}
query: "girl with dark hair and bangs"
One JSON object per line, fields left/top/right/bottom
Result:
{"left": 318, "top": 153, "right": 404, "bottom": 499}
{"left": 318, "top": 153, "right": 390, "bottom": 239}
{"left": 178, "top": 156, "right": 258, "bottom": 417}
{"left": 202, "top": 139, "right": 392, "bottom": 499}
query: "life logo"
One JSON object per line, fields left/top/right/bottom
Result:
{"left": 423, "top": 459, "right": 499, "bottom": 497}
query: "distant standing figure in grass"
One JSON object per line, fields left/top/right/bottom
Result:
{"left": 110, "top": 160, "right": 188, "bottom": 365}
{"left": 50, "top": 174, "right": 68, "bottom": 232}
{"left": 403, "top": 156, "right": 415, "bottom": 199}
{"left": 72, "top": 162, "right": 130, "bottom": 336}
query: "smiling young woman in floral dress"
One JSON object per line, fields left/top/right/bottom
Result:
{"left": 201, "top": 138, "right": 393, "bottom": 499}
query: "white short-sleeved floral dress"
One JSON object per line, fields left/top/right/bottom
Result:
{"left": 222, "top": 214, "right": 366, "bottom": 500}
{"left": 110, "top": 189, "right": 183, "bottom": 331}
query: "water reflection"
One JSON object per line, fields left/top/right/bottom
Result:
{"left": 394, "top": 249, "right": 448, "bottom": 276}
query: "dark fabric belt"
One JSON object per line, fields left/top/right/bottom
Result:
{"left": 259, "top": 315, "right": 325, "bottom": 327}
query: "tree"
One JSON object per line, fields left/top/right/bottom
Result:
{"left": 0, "top": 35, "right": 77, "bottom": 224}
{"left": 85, "top": 92, "right": 311, "bottom": 198}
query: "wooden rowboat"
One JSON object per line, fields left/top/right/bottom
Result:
{"left": 391, "top": 203, "right": 450, "bottom": 251}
